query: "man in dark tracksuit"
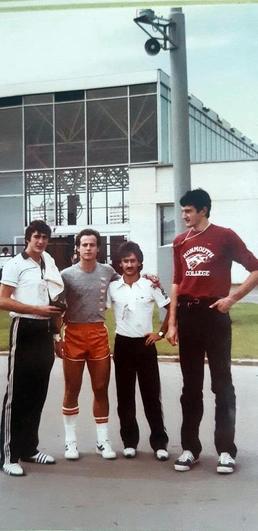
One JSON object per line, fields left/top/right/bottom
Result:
{"left": 167, "top": 188, "right": 258, "bottom": 474}
{"left": 0, "top": 220, "right": 63, "bottom": 476}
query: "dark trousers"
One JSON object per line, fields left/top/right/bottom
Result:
{"left": 177, "top": 301, "right": 237, "bottom": 459}
{"left": 114, "top": 334, "right": 168, "bottom": 451}
{"left": 0, "top": 317, "right": 54, "bottom": 465}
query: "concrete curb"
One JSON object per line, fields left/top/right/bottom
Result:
{"left": 1, "top": 351, "right": 258, "bottom": 366}
{"left": 157, "top": 355, "right": 258, "bottom": 366}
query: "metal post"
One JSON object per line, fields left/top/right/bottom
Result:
{"left": 169, "top": 7, "right": 191, "bottom": 234}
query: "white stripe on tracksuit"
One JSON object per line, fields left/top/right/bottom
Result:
{"left": 2, "top": 318, "right": 19, "bottom": 465}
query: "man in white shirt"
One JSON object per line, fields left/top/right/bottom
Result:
{"left": 0, "top": 220, "right": 63, "bottom": 477}
{"left": 108, "top": 241, "right": 170, "bottom": 460}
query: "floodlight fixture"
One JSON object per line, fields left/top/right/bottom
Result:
{"left": 134, "top": 9, "right": 155, "bottom": 24}
{"left": 134, "top": 9, "right": 177, "bottom": 55}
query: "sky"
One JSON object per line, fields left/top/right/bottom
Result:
{"left": 1, "top": 2, "right": 258, "bottom": 143}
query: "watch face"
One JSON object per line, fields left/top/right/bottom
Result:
{"left": 158, "top": 331, "right": 164, "bottom": 337}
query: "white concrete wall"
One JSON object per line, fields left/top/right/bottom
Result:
{"left": 129, "top": 160, "right": 258, "bottom": 284}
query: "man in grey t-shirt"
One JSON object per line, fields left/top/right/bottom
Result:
{"left": 57, "top": 229, "right": 119, "bottom": 460}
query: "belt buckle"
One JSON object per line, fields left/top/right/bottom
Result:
{"left": 187, "top": 297, "right": 200, "bottom": 308}
{"left": 193, "top": 298, "right": 200, "bottom": 305}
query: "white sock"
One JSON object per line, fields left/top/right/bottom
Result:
{"left": 63, "top": 414, "right": 78, "bottom": 442}
{"left": 96, "top": 422, "right": 109, "bottom": 443}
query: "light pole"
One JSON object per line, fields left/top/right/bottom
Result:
{"left": 134, "top": 7, "right": 191, "bottom": 234}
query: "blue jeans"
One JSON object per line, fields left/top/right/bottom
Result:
{"left": 177, "top": 299, "right": 237, "bottom": 458}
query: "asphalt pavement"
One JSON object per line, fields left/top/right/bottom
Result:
{"left": 0, "top": 357, "right": 258, "bottom": 531}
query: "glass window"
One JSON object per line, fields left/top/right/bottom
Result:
{"left": 88, "top": 189, "right": 107, "bottom": 225}
{"left": 189, "top": 115, "right": 196, "bottom": 162}
{"left": 87, "top": 99, "right": 128, "bottom": 165}
{"left": 87, "top": 166, "right": 129, "bottom": 225}
{"left": 0, "top": 108, "right": 22, "bottom": 170}
{"left": 25, "top": 105, "right": 53, "bottom": 168}
{"left": 25, "top": 170, "right": 54, "bottom": 225}
{"left": 24, "top": 94, "right": 53, "bottom": 104}
{"left": 160, "top": 96, "right": 170, "bottom": 163}
{"left": 55, "top": 91, "right": 84, "bottom": 102}
{"left": 108, "top": 189, "right": 129, "bottom": 224}
{"left": 160, "top": 205, "right": 175, "bottom": 246}
{"left": 0, "top": 196, "right": 23, "bottom": 244}
{"left": 87, "top": 87, "right": 127, "bottom": 99}
{"left": 0, "top": 96, "right": 22, "bottom": 108}
{"left": 0, "top": 173, "right": 23, "bottom": 244}
{"left": 129, "top": 83, "right": 157, "bottom": 95}
{"left": 130, "top": 95, "right": 158, "bottom": 163}
{"left": 55, "top": 102, "right": 85, "bottom": 167}
{"left": 0, "top": 172, "right": 23, "bottom": 195}
{"left": 160, "top": 83, "right": 170, "bottom": 99}
{"left": 56, "top": 168, "right": 86, "bottom": 226}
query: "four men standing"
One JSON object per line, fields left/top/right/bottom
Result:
{"left": 1, "top": 188, "right": 258, "bottom": 476}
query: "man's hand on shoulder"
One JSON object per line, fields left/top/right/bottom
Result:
{"left": 142, "top": 273, "right": 160, "bottom": 288}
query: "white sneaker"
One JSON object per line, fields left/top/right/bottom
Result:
{"left": 123, "top": 447, "right": 137, "bottom": 458}
{"left": 22, "top": 451, "right": 55, "bottom": 464}
{"left": 217, "top": 452, "right": 235, "bottom": 474}
{"left": 2, "top": 463, "right": 25, "bottom": 476}
{"left": 96, "top": 440, "right": 117, "bottom": 459}
{"left": 155, "top": 449, "right": 169, "bottom": 461}
{"left": 65, "top": 441, "right": 79, "bottom": 460}
{"left": 174, "top": 450, "right": 198, "bottom": 471}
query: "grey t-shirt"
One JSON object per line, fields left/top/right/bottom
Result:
{"left": 61, "top": 262, "right": 119, "bottom": 323}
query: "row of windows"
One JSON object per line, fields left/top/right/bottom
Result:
{"left": 0, "top": 95, "right": 158, "bottom": 171}
{"left": 1, "top": 83, "right": 257, "bottom": 175}
{"left": 189, "top": 105, "right": 257, "bottom": 161}
{"left": 0, "top": 84, "right": 157, "bottom": 108}
{"left": 0, "top": 167, "right": 129, "bottom": 228}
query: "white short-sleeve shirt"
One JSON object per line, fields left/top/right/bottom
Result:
{"left": 107, "top": 276, "right": 170, "bottom": 338}
{"left": 1, "top": 252, "right": 50, "bottom": 319}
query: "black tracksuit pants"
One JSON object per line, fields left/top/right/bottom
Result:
{"left": 177, "top": 300, "right": 237, "bottom": 459}
{"left": 114, "top": 334, "right": 168, "bottom": 451}
{"left": 0, "top": 317, "right": 54, "bottom": 465}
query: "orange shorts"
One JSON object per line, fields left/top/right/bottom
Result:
{"left": 64, "top": 322, "right": 110, "bottom": 362}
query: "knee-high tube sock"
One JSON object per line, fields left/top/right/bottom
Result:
{"left": 63, "top": 414, "right": 78, "bottom": 442}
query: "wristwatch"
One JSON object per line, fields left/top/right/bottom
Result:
{"left": 158, "top": 331, "right": 164, "bottom": 338}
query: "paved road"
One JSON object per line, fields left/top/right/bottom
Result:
{"left": 0, "top": 357, "right": 258, "bottom": 531}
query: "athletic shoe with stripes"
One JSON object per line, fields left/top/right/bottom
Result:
{"left": 22, "top": 451, "right": 56, "bottom": 464}
{"left": 217, "top": 452, "right": 235, "bottom": 474}
{"left": 174, "top": 450, "right": 198, "bottom": 471}
{"left": 96, "top": 440, "right": 117, "bottom": 459}
{"left": 2, "top": 463, "right": 25, "bottom": 476}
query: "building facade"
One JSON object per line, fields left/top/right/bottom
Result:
{"left": 0, "top": 69, "right": 258, "bottom": 276}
